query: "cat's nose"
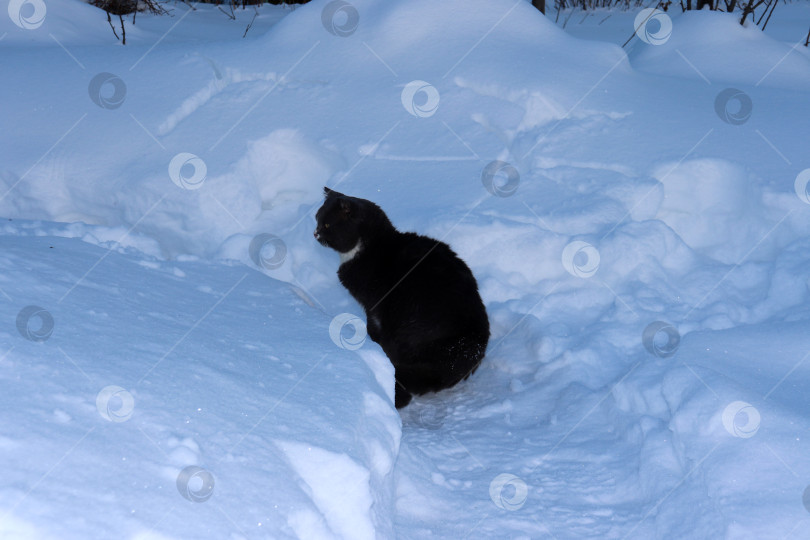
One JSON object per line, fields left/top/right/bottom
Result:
{"left": 313, "top": 228, "right": 320, "bottom": 239}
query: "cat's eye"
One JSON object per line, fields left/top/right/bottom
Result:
{"left": 324, "top": 223, "right": 330, "bottom": 229}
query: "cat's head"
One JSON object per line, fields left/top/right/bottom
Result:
{"left": 314, "top": 187, "right": 363, "bottom": 253}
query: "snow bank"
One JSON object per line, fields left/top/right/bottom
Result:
{"left": 0, "top": 0, "right": 109, "bottom": 46}
{"left": 631, "top": 10, "right": 810, "bottom": 90}
{"left": 0, "top": 230, "right": 400, "bottom": 539}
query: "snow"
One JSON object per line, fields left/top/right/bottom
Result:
{"left": 630, "top": 10, "right": 810, "bottom": 90}
{"left": 2, "top": 0, "right": 810, "bottom": 538}
{"left": 0, "top": 230, "right": 399, "bottom": 539}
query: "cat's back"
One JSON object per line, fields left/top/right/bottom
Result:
{"left": 362, "top": 232, "right": 484, "bottom": 333}
{"left": 395, "top": 232, "right": 479, "bottom": 288}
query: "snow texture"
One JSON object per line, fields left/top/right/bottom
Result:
{"left": 1, "top": 0, "right": 810, "bottom": 538}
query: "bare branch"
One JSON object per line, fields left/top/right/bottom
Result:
{"left": 243, "top": 9, "right": 258, "bottom": 37}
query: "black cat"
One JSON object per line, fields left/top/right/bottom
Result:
{"left": 314, "top": 187, "right": 489, "bottom": 408}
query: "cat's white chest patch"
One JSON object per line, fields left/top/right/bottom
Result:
{"left": 340, "top": 241, "right": 362, "bottom": 264}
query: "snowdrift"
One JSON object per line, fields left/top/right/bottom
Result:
{"left": 0, "top": 226, "right": 400, "bottom": 539}
{"left": 631, "top": 10, "right": 810, "bottom": 90}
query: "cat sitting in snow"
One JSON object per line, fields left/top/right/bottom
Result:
{"left": 314, "top": 187, "right": 489, "bottom": 408}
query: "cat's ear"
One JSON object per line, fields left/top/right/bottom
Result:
{"left": 323, "top": 186, "right": 333, "bottom": 197}
{"left": 339, "top": 198, "right": 352, "bottom": 215}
